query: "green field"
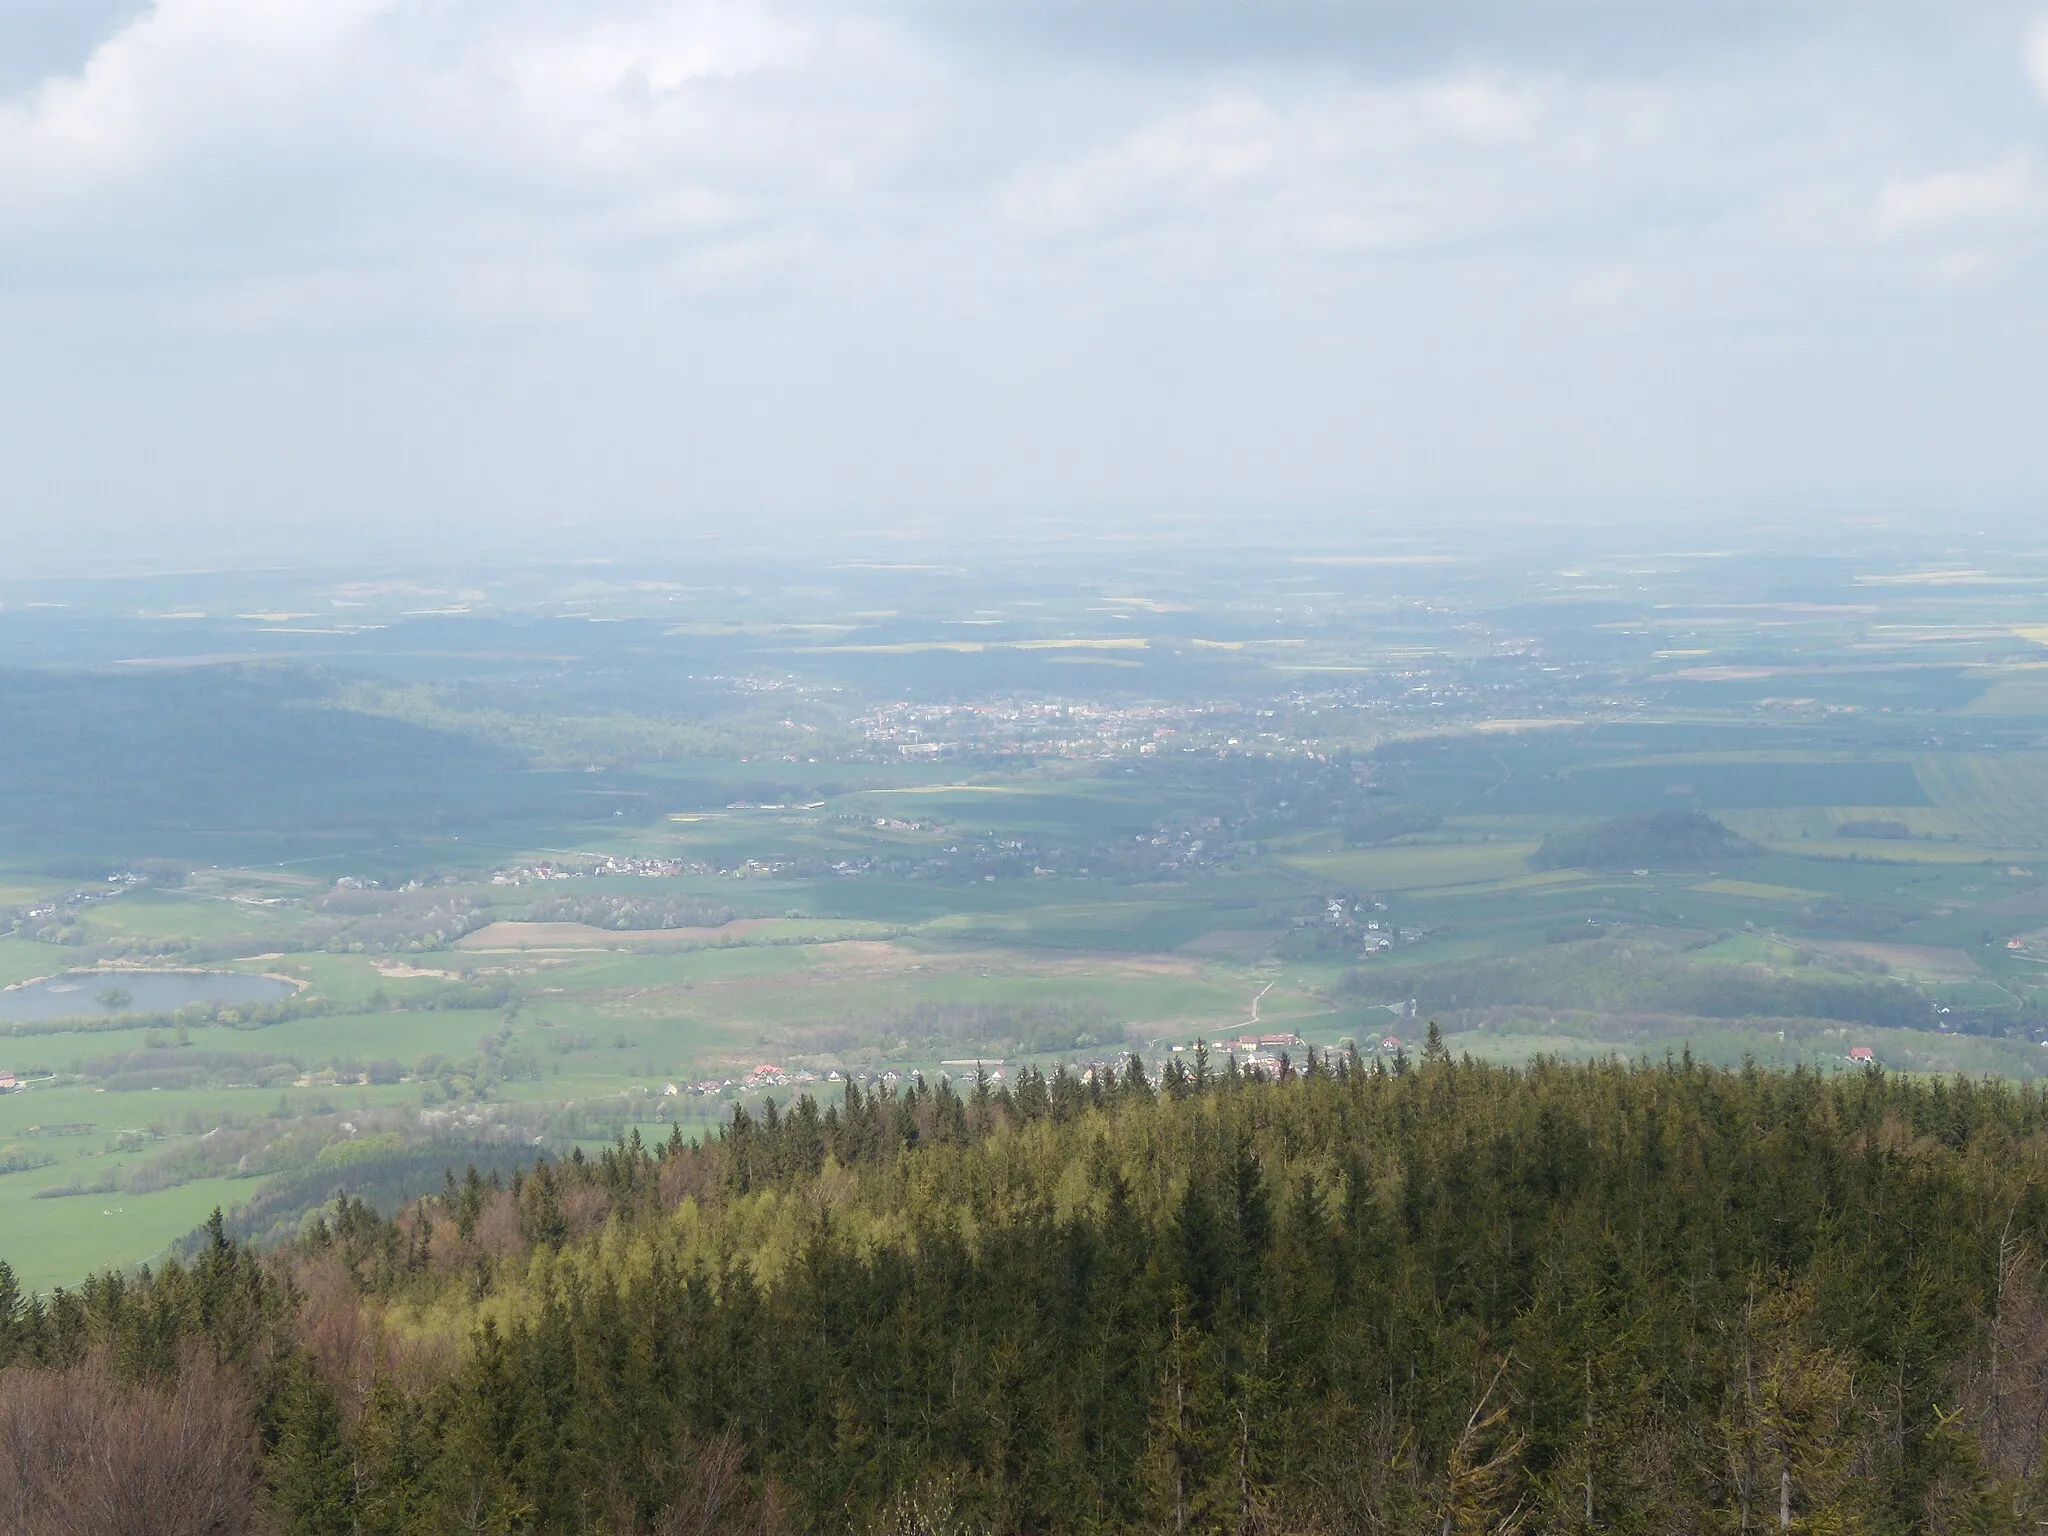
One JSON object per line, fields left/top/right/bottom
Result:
{"left": 8, "top": 546, "right": 2048, "bottom": 1289}
{"left": 1282, "top": 840, "right": 1542, "bottom": 890}
{"left": 1916, "top": 754, "right": 2048, "bottom": 847}
{"left": 0, "top": 1170, "right": 255, "bottom": 1295}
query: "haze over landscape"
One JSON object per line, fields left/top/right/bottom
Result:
{"left": 7, "top": 4, "right": 2048, "bottom": 1534}
{"left": 3, "top": 0, "right": 2048, "bottom": 555}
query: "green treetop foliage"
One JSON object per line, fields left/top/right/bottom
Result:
{"left": 8, "top": 1050, "right": 2048, "bottom": 1532}
{"left": 1530, "top": 808, "right": 1759, "bottom": 871}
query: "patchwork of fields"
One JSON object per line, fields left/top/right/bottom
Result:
{"left": 8, "top": 547, "right": 2048, "bottom": 1290}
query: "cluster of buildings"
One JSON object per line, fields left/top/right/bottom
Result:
{"left": 843, "top": 668, "right": 1588, "bottom": 764}
{"left": 1306, "top": 894, "right": 1411, "bottom": 956}
{"left": 489, "top": 854, "right": 712, "bottom": 887}
{"left": 666, "top": 1064, "right": 830, "bottom": 1097}
{"left": 1157, "top": 1031, "right": 1315, "bottom": 1078}
{"left": 12, "top": 880, "right": 129, "bottom": 929}
{"left": 853, "top": 698, "right": 1234, "bottom": 761}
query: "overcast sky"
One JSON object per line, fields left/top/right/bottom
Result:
{"left": 1, "top": 0, "right": 2045, "bottom": 560}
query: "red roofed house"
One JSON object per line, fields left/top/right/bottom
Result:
{"left": 1848, "top": 1047, "right": 1875, "bottom": 1064}
{"left": 0, "top": 1072, "right": 16, "bottom": 1091}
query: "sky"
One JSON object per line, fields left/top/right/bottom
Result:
{"left": 0, "top": 0, "right": 2045, "bottom": 560}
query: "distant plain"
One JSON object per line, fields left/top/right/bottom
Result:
{"left": 8, "top": 538, "right": 2048, "bottom": 1288}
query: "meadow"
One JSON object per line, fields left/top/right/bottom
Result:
{"left": 7, "top": 544, "right": 2048, "bottom": 1287}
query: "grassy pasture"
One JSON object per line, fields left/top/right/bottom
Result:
{"left": 1480, "top": 759, "right": 1931, "bottom": 815}
{"left": 0, "top": 939, "right": 73, "bottom": 987}
{"left": 71, "top": 889, "right": 316, "bottom": 947}
{"left": 876, "top": 958, "right": 1255, "bottom": 1038}
{"left": 1915, "top": 755, "right": 2048, "bottom": 848}
{"left": 243, "top": 1007, "right": 506, "bottom": 1063}
{"left": 1712, "top": 804, "right": 2007, "bottom": 862}
{"left": 0, "top": 1167, "right": 255, "bottom": 1296}
{"left": 920, "top": 898, "right": 1221, "bottom": 952}
{"left": 495, "top": 941, "right": 1264, "bottom": 1054}
{"left": 505, "top": 939, "right": 911, "bottom": 994}
{"left": 768, "top": 876, "right": 1090, "bottom": 927}
{"left": 0, "top": 1008, "right": 509, "bottom": 1289}
{"left": 1412, "top": 868, "right": 1592, "bottom": 898}
{"left": 258, "top": 952, "right": 460, "bottom": 1008}
{"left": 1690, "top": 878, "right": 1828, "bottom": 902}
{"left": 456, "top": 917, "right": 898, "bottom": 951}
{"left": 1960, "top": 666, "right": 2048, "bottom": 716}
{"left": 1283, "top": 841, "right": 1541, "bottom": 891}
{"left": 1716, "top": 806, "right": 1969, "bottom": 842}
{"left": 844, "top": 781, "right": 1172, "bottom": 840}
{"left": 1792, "top": 840, "right": 2016, "bottom": 865}
{"left": 1790, "top": 939, "right": 1981, "bottom": 981}
{"left": 1686, "top": 934, "right": 1805, "bottom": 965}
{"left": 0, "top": 1009, "right": 505, "bottom": 1082}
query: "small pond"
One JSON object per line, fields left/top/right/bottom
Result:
{"left": 0, "top": 971, "right": 298, "bottom": 1023}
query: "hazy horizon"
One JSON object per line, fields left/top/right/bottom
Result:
{"left": 3, "top": 0, "right": 2047, "bottom": 560}
{"left": 5, "top": 503, "right": 2048, "bottom": 582}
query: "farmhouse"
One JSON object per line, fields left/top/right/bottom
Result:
{"left": 0, "top": 1071, "right": 16, "bottom": 1091}
{"left": 1848, "top": 1047, "right": 1876, "bottom": 1064}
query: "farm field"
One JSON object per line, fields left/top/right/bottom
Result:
{"left": 1281, "top": 840, "right": 1542, "bottom": 891}
{"left": 1915, "top": 754, "right": 2048, "bottom": 847}
{"left": 0, "top": 1168, "right": 255, "bottom": 1296}
{"left": 8, "top": 541, "right": 2048, "bottom": 1289}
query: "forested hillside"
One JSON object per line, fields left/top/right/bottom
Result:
{"left": 7, "top": 1042, "right": 2048, "bottom": 1532}
{"left": 1528, "top": 810, "right": 1757, "bottom": 872}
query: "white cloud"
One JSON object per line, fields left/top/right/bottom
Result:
{"left": 2028, "top": 16, "right": 2048, "bottom": 103}
{"left": 0, "top": 0, "right": 897, "bottom": 270}
{"left": 1423, "top": 76, "right": 1540, "bottom": 146}
{"left": 1000, "top": 94, "right": 1279, "bottom": 233}
{"left": 0, "top": 0, "right": 391, "bottom": 197}
{"left": 1, "top": 0, "right": 2047, "bottom": 539}
{"left": 1, "top": 2, "right": 2036, "bottom": 299}
{"left": 999, "top": 73, "right": 1577, "bottom": 255}
{"left": 1877, "top": 158, "right": 2035, "bottom": 234}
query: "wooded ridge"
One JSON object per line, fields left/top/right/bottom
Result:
{"left": 5, "top": 1037, "right": 2048, "bottom": 1533}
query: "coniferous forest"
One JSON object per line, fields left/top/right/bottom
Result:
{"left": 8, "top": 1037, "right": 2048, "bottom": 1533}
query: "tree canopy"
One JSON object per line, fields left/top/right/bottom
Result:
{"left": 7, "top": 1048, "right": 2048, "bottom": 1532}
